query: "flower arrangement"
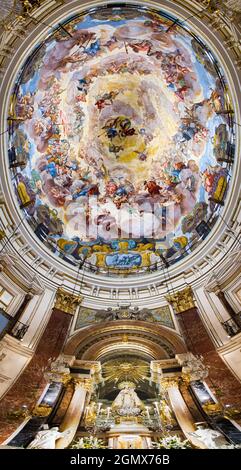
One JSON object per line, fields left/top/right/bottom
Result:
{"left": 153, "top": 435, "right": 192, "bottom": 449}
{"left": 69, "top": 436, "right": 107, "bottom": 449}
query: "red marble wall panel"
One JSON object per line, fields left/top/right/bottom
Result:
{"left": 0, "top": 308, "right": 72, "bottom": 443}
{"left": 177, "top": 308, "right": 241, "bottom": 406}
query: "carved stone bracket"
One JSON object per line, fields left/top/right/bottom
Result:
{"left": 165, "top": 287, "right": 195, "bottom": 314}
{"left": 54, "top": 289, "right": 82, "bottom": 315}
{"left": 176, "top": 353, "right": 209, "bottom": 382}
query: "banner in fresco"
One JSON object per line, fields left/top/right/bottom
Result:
{"left": 105, "top": 253, "right": 142, "bottom": 268}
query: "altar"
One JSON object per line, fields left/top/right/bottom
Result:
{"left": 106, "top": 420, "right": 152, "bottom": 449}
{"left": 106, "top": 382, "right": 153, "bottom": 449}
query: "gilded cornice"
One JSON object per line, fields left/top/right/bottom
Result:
{"left": 73, "top": 360, "right": 102, "bottom": 374}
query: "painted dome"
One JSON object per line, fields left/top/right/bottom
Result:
{"left": 8, "top": 4, "right": 235, "bottom": 274}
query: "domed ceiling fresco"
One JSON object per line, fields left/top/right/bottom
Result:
{"left": 8, "top": 4, "right": 235, "bottom": 274}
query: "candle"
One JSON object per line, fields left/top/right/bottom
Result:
{"left": 107, "top": 407, "right": 111, "bottom": 419}
{"left": 154, "top": 402, "right": 160, "bottom": 416}
{"left": 97, "top": 403, "right": 102, "bottom": 416}
{"left": 85, "top": 406, "right": 89, "bottom": 419}
{"left": 145, "top": 406, "right": 150, "bottom": 420}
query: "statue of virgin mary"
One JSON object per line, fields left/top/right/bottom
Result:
{"left": 112, "top": 382, "right": 145, "bottom": 416}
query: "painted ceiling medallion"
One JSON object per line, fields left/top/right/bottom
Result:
{"left": 8, "top": 4, "right": 234, "bottom": 275}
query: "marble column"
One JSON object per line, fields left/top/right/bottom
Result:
{"left": 56, "top": 377, "right": 92, "bottom": 449}
{"left": 161, "top": 378, "right": 206, "bottom": 449}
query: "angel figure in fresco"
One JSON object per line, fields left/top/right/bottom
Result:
{"left": 144, "top": 180, "right": 163, "bottom": 196}
{"left": 95, "top": 91, "right": 119, "bottom": 110}
{"left": 128, "top": 40, "right": 152, "bottom": 54}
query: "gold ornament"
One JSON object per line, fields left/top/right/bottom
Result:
{"left": 102, "top": 359, "right": 149, "bottom": 384}
{"left": 206, "top": 0, "right": 221, "bottom": 14}
{"left": 57, "top": 373, "right": 72, "bottom": 385}
{"left": 203, "top": 401, "right": 241, "bottom": 419}
{"left": 121, "top": 333, "right": 129, "bottom": 343}
{"left": 0, "top": 230, "right": 6, "bottom": 241}
{"left": 21, "top": 0, "right": 34, "bottom": 14}
{"left": 54, "top": 288, "right": 82, "bottom": 315}
{"left": 72, "top": 377, "right": 93, "bottom": 392}
{"left": 224, "top": 407, "right": 241, "bottom": 419}
{"left": 6, "top": 408, "right": 30, "bottom": 420}
{"left": 165, "top": 287, "right": 195, "bottom": 314}
{"left": 202, "top": 403, "right": 223, "bottom": 415}
{"left": 181, "top": 372, "right": 191, "bottom": 385}
{"left": 160, "top": 377, "right": 180, "bottom": 390}
{"left": 32, "top": 405, "right": 52, "bottom": 417}
{"left": 115, "top": 416, "right": 141, "bottom": 424}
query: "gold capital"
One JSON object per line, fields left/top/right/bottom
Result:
{"left": 54, "top": 288, "right": 82, "bottom": 315}
{"left": 160, "top": 377, "right": 180, "bottom": 390}
{"left": 165, "top": 287, "right": 195, "bottom": 314}
{"left": 59, "top": 373, "right": 72, "bottom": 385}
{"left": 72, "top": 377, "right": 93, "bottom": 392}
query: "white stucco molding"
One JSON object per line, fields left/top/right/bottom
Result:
{"left": 204, "top": 249, "right": 241, "bottom": 293}
{"left": 0, "top": 251, "right": 45, "bottom": 295}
